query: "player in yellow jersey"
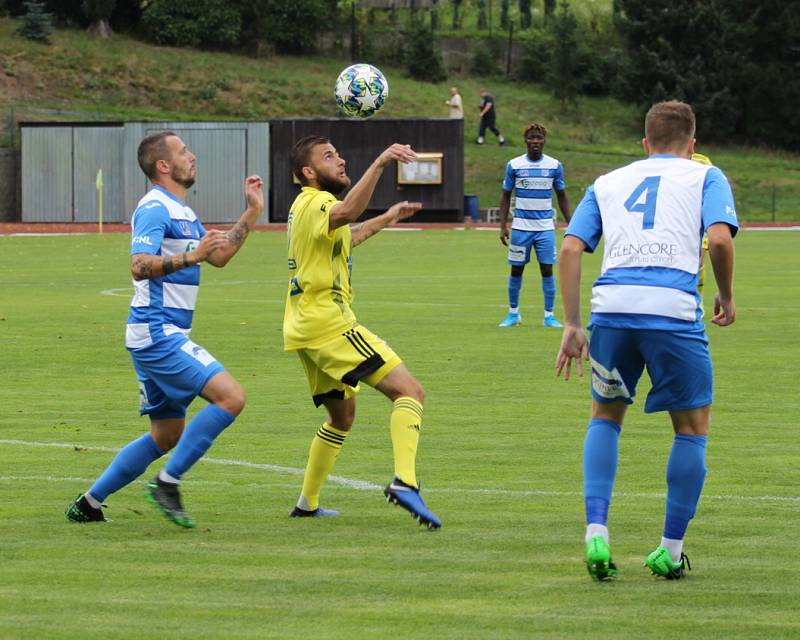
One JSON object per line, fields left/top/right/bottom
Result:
{"left": 692, "top": 152, "right": 712, "bottom": 296}
{"left": 284, "top": 135, "right": 441, "bottom": 529}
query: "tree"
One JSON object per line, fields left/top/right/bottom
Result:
{"left": 500, "top": 0, "right": 510, "bottom": 29}
{"left": 544, "top": 0, "right": 556, "bottom": 20}
{"left": 16, "top": 1, "right": 53, "bottom": 42}
{"left": 82, "top": 0, "right": 115, "bottom": 38}
{"left": 614, "top": 0, "right": 752, "bottom": 144}
{"left": 477, "top": 0, "right": 487, "bottom": 30}
{"left": 451, "top": 0, "right": 463, "bottom": 29}
{"left": 519, "top": 0, "right": 531, "bottom": 29}
{"left": 549, "top": 0, "right": 583, "bottom": 107}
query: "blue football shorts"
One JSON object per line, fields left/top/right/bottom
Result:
{"left": 129, "top": 333, "right": 225, "bottom": 420}
{"left": 588, "top": 325, "right": 713, "bottom": 413}
{"left": 507, "top": 228, "right": 557, "bottom": 266}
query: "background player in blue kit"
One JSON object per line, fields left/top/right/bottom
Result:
{"left": 555, "top": 101, "right": 738, "bottom": 580}
{"left": 66, "top": 131, "right": 264, "bottom": 528}
{"left": 498, "top": 123, "right": 572, "bottom": 328}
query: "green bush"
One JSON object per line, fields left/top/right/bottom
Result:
{"left": 141, "top": 0, "right": 240, "bottom": 49}
{"left": 256, "top": 0, "right": 334, "bottom": 55}
{"left": 471, "top": 39, "right": 501, "bottom": 76}
{"left": 404, "top": 22, "right": 446, "bottom": 82}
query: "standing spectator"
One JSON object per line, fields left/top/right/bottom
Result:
{"left": 477, "top": 88, "right": 505, "bottom": 145}
{"left": 445, "top": 86, "right": 464, "bottom": 119}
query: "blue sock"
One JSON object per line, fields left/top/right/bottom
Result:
{"left": 508, "top": 275, "right": 522, "bottom": 310}
{"left": 542, "top": 275, "right": 556, "bottom": 313}
{"left": 664, "top": 434, "right": 707, "bottom": 540}
{"left": 583, "top": 418, "right": 621, "bottom": 525}
{"left": 89, "top": 433, "right": 164, "bottom": 502}
{"left": 164, "top": 404, "right": 236, "bottom": 481}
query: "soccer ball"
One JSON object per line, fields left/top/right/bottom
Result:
{"left": 334, "top": 63, "right": 388, "bottom": 118}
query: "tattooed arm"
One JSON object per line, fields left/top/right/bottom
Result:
{"left": 130, "top": 230, "right": 229, "bottom": 280}
{"left": 205, "top": 175, "right": 265, "bottom": 267}
{"left": 350, "top": 201, "right": 422, "bottom": 248}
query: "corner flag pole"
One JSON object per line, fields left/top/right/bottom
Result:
{"left": 96, "top": 168, "right": 104, "bottom": 234}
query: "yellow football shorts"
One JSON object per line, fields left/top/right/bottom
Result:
{"left": 296, "top": 325, "right": 403, "bottom": 406}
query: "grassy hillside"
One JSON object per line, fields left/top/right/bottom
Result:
{"left": 1, "top": 19, "right": 798, "bottom": 221}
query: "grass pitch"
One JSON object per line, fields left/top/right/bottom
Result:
{"left": 1, "top": 228, "right": 798, "bottom": 639}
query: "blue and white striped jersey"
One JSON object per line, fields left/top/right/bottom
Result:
{"left": 502, "top": 153, "right": 566, "bottom": 231}
{"left": 567, "top": 155, "right": 738, "bottom": 330}
{"left": 125, "top": 186, "right": 206, "bottom": 349}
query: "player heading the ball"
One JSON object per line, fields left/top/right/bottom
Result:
{"left": 284, "top": 136, "right": 441, "bottom": 529}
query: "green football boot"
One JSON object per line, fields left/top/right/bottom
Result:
{"left": 145, "top": 476, "right": 195, "bottom": 528}
{"left": 585, "top": 535, "right": 618, "bottom": 581}
{"left": 645, "top": 546, "right": 691, "bottom": 580}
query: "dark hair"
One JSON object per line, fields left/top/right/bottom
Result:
{"left": 291, "top": 135, "right": 330, "bottom": 185}
{"left": 645, "top": 101, "right": 696, "bottom": 151}
{"left": 137, "top": 131, "right": 176, "bottom": 180}
{"left": 523, "top": 123, "right": 547, "bottom": 138}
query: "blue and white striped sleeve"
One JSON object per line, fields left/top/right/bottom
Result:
{"left": 130, "top": 201, "right": 169, "bottom": 255}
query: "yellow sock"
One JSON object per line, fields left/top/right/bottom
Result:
{"left": 390, "top": 396, "right": 423, "bottom": 488}
{"left": 299, "top": 423, "right": 348, "bottom": 510}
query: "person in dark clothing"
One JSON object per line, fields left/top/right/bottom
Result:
{"left": 477, "top": 88, "right": 505, "bottom": 145}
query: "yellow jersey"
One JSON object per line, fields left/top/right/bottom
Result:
{"left": 283, "top": 187, "right": 357, "bottom": 350}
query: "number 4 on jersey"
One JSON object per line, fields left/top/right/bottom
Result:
{"left": 624, "top": 176, "right": 661, "bottom": 229}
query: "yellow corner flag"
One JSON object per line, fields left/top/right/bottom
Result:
{"left": 96, "top": 168, "right": 104, "bottom": 234}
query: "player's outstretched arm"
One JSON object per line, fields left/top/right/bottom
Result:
{"left": 350, "top": 201, "right": 422, "bottom": 248}
{"left": 131, "top": 230, "right": 229, "bottom": 280}
{"left": 329, "top": 144, "right": 417, "bottom": 231}
{"left": 205, "top": 175, "right": 265, "bottom": 267}
{"left": 555, "top": 235, "right": 589, "bottom": 380}
{"left": 706, "top": 222, "right": 736, "bottom": 326}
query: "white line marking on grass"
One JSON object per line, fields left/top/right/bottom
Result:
{"left": 0, "top": 439, "right": 380, "bottom": 491}
{"left": 3, "top": 439, "right": 798, "bottom": 503}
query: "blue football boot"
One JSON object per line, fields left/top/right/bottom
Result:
{"left": 384, "top": 478, "right": 441, "bottom": 530}
{"left": 498, "top": 311, "right": 521, "bottom": 327}
{"left": 543, "top": 315, "right": 563, "bottom": 328}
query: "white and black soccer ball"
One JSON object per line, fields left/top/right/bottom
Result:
{"left": 334, "top": 63, "right": 388, "bottom": 119}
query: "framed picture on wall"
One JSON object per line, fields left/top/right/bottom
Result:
{"left": 397, "top": 152, "right": 443, "bottom": 185}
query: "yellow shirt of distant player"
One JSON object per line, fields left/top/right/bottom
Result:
{"left": 283, "top": 187, "right": 358, "bottom": 351}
